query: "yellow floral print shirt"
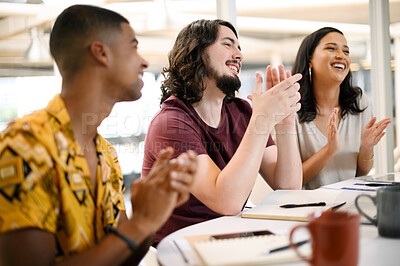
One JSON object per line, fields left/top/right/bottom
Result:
{"left": 0, "top": 94, "right": 125, "bottom": 261}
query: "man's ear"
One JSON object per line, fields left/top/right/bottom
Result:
{"left": 89, "top": 41, "right": 110, "bottom": 66}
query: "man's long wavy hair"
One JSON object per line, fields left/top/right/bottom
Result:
{"left": 160, "top": 19, "right": 238, "bottom": 104}
{"left": 292, "top": 27, "right": 365, "bottom": 123}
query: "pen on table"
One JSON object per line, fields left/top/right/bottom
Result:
{"left": 331, "top": 201, "right": 346, "bottom": 211}
{"left": 280, "top": 202, "right": 326, "bottom": 208}
{"left": 263, "top": 239, "right": 309, "bottom": 255}
{"left": 354, "top": 182, "right": 398, "bottom": 187}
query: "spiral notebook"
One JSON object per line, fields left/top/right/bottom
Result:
{"left": 190, "top": 234, "right": 310, "bottom": 266}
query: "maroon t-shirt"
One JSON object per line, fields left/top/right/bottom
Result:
{"left": 142, "top": 96, "right": 275, "bottom": 244}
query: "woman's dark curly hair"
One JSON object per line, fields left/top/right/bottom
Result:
{"left": 160, "top": 19, "right": 238, "bottom": 104}
{"left": 292, "top": 27, "right": 365, "bottom": 123}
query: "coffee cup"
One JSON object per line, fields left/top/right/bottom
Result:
{"left": 355, "top": 185, "right": 400, "bottom": 238}
{"left": 289, "top": 211, "right": 360, "bottom": 266}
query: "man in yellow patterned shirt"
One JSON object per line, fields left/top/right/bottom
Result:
{"left": 0, "top": 5, "right": 197, "bottom": 265}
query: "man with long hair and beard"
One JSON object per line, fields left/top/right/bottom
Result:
{"left": 142, "top": 19, "right": 303, "bottom": 245}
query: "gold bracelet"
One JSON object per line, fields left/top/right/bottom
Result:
{"left": 360, "top": 153, "right": 374, "bottom": 161}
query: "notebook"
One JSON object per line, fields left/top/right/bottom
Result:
{"left": 191, "top": 234, "right": 310, "bottom": 265}
{"left": 242, "top": 189, "right": 345, "bottom": 222}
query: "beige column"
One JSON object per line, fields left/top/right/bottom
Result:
{"left": 369, "top": 0, "right": 395, "bottom": 173}
{"left": 392, "top": 23, "right": 400, "bottom": 170}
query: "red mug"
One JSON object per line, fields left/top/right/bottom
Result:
{"left": 289, "top": 211, "right": 360, "bottom": 266}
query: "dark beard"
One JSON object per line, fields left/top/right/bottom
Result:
{"left": 215, "top": 73, "right": 241, "bottom": 98}
{"left": 204, "top": 55, "right": 241, "bottom": 99}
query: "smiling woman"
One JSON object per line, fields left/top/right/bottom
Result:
{"left": 292, "top": 27, "right": 391, "bottom": 190}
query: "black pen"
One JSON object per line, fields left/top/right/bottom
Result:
{"left": 280, "top": 202, "right": 326, "bottom": 208}
{"left": 263, "top": 239, "right": 309, "bottom": 255}
{"left": 331, "top": 201, "right": 346, "bottom": 211}
{"left": 354, "top": 182, "right": 398, "bottom": 187}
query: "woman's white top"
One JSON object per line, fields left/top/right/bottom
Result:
{"left": 295, "top": 93, "right": 373, "bottom": 190}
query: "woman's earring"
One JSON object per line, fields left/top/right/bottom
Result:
{"left": 309, "top": 67, "right": 312, "bottom": 82}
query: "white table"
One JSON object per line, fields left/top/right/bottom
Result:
{"left": 157, "top": 178, "right": 400, "bottom": 266}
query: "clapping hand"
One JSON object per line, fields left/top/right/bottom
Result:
{"left": 247, "top": 64, "right": 301, "bottom": 133}
{"left": 168, "top": 150, "right": 197, "bottom": 206}
{"left": 271, "top": 65, "right": 297, "bottom": 126}
{"left": 326, "top": 108, "right": 340, "bottom": 154}
{"left": 361, "top": 117, "right": 391, "bottom": 149}
{"left": 130, "top": 147, "right": 197, "bottom": 234}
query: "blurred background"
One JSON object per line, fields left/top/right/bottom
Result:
{"left": 0, "top": 0, "right": 399, "bottom": 188}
